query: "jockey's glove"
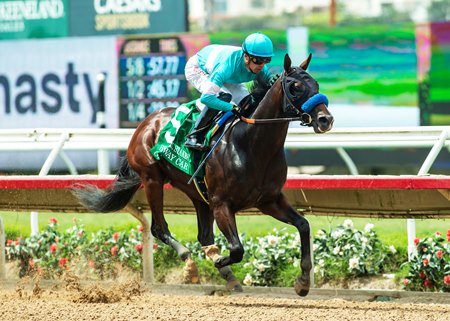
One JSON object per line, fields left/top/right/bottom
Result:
{"left": 231, "top": 105, "right": 242, "bottom": 116}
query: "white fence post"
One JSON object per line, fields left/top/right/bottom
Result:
{"left": 31, "top": 132, "right": 69, "bottom": 235}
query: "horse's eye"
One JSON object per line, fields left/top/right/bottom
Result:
{"left": 289, "top": 82, "right": 304, "bottom": 95}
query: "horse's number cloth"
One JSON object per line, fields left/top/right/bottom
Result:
{"left": 150, "top": 101, "right": 207, "bottom": 176}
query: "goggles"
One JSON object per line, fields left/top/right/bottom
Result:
{"left": 249, "top": 55, "right": 271, "bottom": 65}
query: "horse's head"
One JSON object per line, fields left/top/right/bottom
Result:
{"left": 281, "top": 54, "right": 334, "bottom": 133}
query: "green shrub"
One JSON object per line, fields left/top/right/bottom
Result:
{"left": 313, "top": 220, "right": 399, "bottom": 285}
{"left": 402, "top": 230, "right": 450, "bottom": 292}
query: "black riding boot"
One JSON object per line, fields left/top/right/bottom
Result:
{"left": 185, "top": 107, "right": 220, "bottom": 151}
{"left": 185, "top": 92, "right": 232, "bottom": 151}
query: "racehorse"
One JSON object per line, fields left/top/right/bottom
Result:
{"left": 74, "top": 54, "right": 334, "bottom": 296}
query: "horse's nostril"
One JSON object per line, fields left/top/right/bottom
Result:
{"left": 318, "top": 116, "right": 330, "bottom": 126}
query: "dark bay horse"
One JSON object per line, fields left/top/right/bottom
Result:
{"left": 74, "top": 54, "right": 333, "bottom": 296}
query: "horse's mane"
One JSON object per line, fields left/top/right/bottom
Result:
{"left": 243, "top": 73, "right": 280, "bottom": 115}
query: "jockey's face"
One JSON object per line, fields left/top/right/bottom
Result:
{"left": 244, "top": 53, "right": 270, "bottom": 74}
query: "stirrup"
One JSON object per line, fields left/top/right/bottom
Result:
{"left": 185, "top": 141, "right": 207, "bottom": 151}
{"left": 185, "top": 137, "right": 207, "bottom": 151}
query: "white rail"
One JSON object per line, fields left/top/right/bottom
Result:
{"left": 0, "top": 126, "right": 448, "bottom": 176}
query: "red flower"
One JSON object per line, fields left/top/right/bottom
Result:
{"left": 58, "top": 258, "right": 68, "bottom": 267}
{"left": 414, "top": 238, "right": 420, "bottom": 246}
{"left": 6, "top": 239, "right": 13, "bottom": 246}
{"left": 419, "top": 270, "right": 426, "bottom": 279}
{"left": 403, "top": 279, "right": 410, "bottom": 286}
{"left": 110, "top": 245, "right": 118, "bottom": 256}
{"left": 137, "top": 225, "right": 144, "bottom": 233}
{"left": 29, "top": 259, "right": 34, "bottom": 269}
{"left": 423, "top": 279, "right": 433, "bottom": 288}
{"left": 135, "top": 243, "right": 143, "bottom": 253}
{"left": 49, "top": 217, "right": 58, "bottom": 224}
{"left": 113, "top": 232, "right": 120, "bottom": 241}
{"left": 50, "top": 243, "right": 58, "bottom": 253}
{"left": 423, "top": 247, "right": 428, "bottom": 253}
{"left": 436, "top": 250, "right": 444, "bottom": 259}
{"left": 435, "top": 231, "right": 442, "bottom": 237}
{"left": 153, "top": 243, "right": 159, "bottom": 250}
{"left": 88, "top": 260, "right": 96, "bottom": 268}
{"left": 444, "top": 275, "right": 450, "bottom": 285}
{"left": 422, "top": 259, "right": 429, "bottom": 266}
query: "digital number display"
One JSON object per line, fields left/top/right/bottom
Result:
{"left": 118, "top": 37, "right": 189, "bottom": 128}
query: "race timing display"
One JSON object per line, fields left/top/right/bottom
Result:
{"left": 118, "top": 36, "right": 189, "bottom": 128}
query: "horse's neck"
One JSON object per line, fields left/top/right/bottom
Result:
{"left": 242, "top": 86, "right": 289, "bottom": 153}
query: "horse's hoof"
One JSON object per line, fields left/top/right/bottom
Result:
{"left": 294, "top": 278, "right": 310, "bottom": 297}
{"left": 231, "top": 283, "right": 243, "bottom": 292}
{"left": 226, "top": 278, "right": 243, "bottom": 292}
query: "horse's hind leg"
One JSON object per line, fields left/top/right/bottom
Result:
{"left": 193, "top": 201, "right": 242, "bottom": 291}
{"left": 141, "top": 171, "right": 196, "bottom": 280}
{"left": 258, "top": 194, "right": 311, "bottom": 297}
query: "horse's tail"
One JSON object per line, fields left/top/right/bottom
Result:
{"left": 72, "top": 157, "right": 142, "bottom": 213}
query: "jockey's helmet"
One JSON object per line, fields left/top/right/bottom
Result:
{"left": 242, "top": 32, "right": 274, "bottom": 58}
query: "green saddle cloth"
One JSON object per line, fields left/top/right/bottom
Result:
{"left": 150, "top": 101, "right": 210, "bottom": 177}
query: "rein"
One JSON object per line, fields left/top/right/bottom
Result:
{"left": 239, "top": 115, "right": 306, "bottom": 124}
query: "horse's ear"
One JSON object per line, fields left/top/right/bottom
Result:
{"left": 300, "top": 53, "right": 312, "bottom": 70}
{"left": 284, "top": 53, "right": 292, "bottom": 73}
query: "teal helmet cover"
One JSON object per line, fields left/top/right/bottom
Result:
{"left": 242, "top": 32, "right": 274, "bottom": 57}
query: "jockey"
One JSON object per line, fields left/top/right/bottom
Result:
{"left": 184, "top": 32, "right": 274, "bottom": 151}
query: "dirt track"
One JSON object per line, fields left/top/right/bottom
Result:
{"left": 1, "top": 277, "right": 449, "bottom": 321}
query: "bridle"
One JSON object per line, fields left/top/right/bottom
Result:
{"left": 240, "top": 69, "right": 328, "bottom": 126}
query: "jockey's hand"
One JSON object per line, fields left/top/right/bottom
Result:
{"left": 231, "top": 105, "right": 242, "bottom": 116}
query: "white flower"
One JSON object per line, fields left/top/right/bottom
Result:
{"left": 349, "top": 257, "right": 359, "bottom": 269}
{"left": 331, "top": 229, "right": 343, "bottom": 239}
{"left": 318, "top": 259, "right": 325, "bottom": 267}
{"left": 343, "top": 219, "right": 354, "bottom": 229}
{"left": 313, "top": 243, "right": 319, "bottom": 252}
{"left": 267, "top": 235, "right": 279, "bottom": 246}
{"left": 333, "top": 246, "right": 341, "bottom": 255}
{"left": 314, "top": 265, "right": 321, "bottom": 273}
{"left": 243, "top": 274, "right": 253, "bottom": 286}
{"left": 316, "top": 230, "right": 326, "bottom": 238}
{"left": 344, "top": 244, "right": 351, "bottom": 250}
{"left": 258, "top": 264, "right": 266, "bottom": 272}
{"left": 364, "top": 223, "right": 375, "bottom": 232}
{"left": 389, "top": 245, "right": 397, "bottom": 254}
{"left": 427, "top": 237, "right": 433, "bottom": 243}
{"left": 243, "top": 262, "right": 251, "bottom": 268}
{"left": 361, "top": 237, "right": 369, "bottom": 245}
{"left": 293, "top": 259, "right": 300, "bottom": 268}
{"left": 292, "top": 234, "right": 301, "bottom": 246}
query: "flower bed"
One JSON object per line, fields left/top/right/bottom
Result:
{"left": 4, "top": 218, "right": 450, "bottom": 292}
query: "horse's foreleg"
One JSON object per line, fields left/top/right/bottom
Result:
{"left": 211, "top": 204, "right": 244, "bottom": 268}
{"left": 194, "top": 201, "right": 242, "bottom": 291}
{"left": 258, "top": 194, "right": 311, "bottom": 297}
